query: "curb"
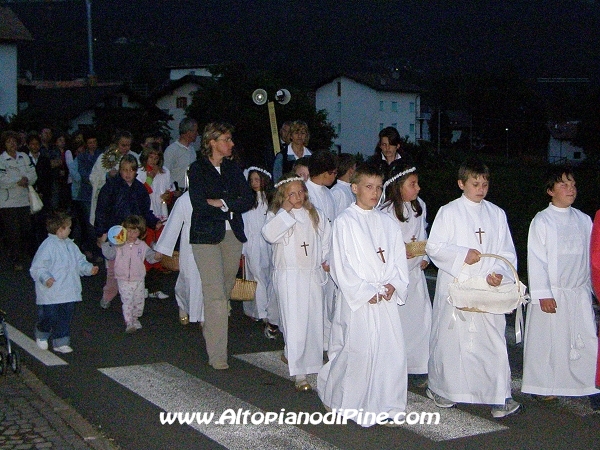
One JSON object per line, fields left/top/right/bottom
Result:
{"left": 20, "top": 366, "right": 120, "bottom": 450}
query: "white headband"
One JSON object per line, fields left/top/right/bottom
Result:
{"left": 247, "top": 166, "right": 272, "bottom": 179}
{"left": 377, "top": 167, "right": 417, "bottom": 207}
{"left": 274, "top": 177, "right": 304, "bottom": 188}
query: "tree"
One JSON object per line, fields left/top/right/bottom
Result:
{"left": 187, "top": 64, "right": 336, "bottom": 168}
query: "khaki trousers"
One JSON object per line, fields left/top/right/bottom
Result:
{"left": 192, "top": 231, "right": 242, "bottom": 367}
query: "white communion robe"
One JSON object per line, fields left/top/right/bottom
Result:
{"left": 241, "top": 195, "right": 278, "bottom": 326}
{"left": 522, "top": 204, "right": 600, "bottom": 396}
{"left": 425, "top": 194, "right": 517, "bottom": 405}
{"left": 262, "top": 207, "right": 331, "bottom": 377}
{"left": 154, "top": 192, "right": 204, "bottom": 323}
{"left": 317, "top": 204, "right": 409, "bottom": 427}
{"left": 136, "top": 167, "right": 174, "bottom": 221}
{"left": 382, "top": 198, "right": 432, "bottom": 374}
{"left": 330, "top": 180, "right": 355, "bottom": 218}
{"left": 306, "top": 179, "right": 337, "bottom": 348}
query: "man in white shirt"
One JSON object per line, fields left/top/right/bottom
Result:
{"left": 163, "top": 118, "right": 199, "bottom": 190}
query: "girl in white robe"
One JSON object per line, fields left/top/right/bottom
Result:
{"left": 241, "top": 168, "right": 279, "bottom": 336}
{"left": 154, "top": 192, "right": 203, "bottom": 324}
{"left": 380, "top": 162, "right": 432, "bottom": 379}
{"left": 262, "top": 174, "right": 331, "bottom": 391}
{"left": 522, "top": 167, "right": 600, "bottom": 407}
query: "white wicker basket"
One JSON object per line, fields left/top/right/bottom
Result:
{"left": 448, "top": 253, "right": 529, "bottom": 314}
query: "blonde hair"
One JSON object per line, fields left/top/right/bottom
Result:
{"left": 290, "top": 120, "right": 310, "bottom": 145}
{"left": 269, "top": 172, "right": 320, "bottom": 231}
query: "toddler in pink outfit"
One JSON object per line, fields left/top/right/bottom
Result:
{"left": 102, "top": 215, "right": 161, "bottom": 333}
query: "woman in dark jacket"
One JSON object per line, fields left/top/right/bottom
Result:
{"left": 188, "top": 122, "right": 254, "bottom": 370}
{"left": 367, "top": 126, "right": 408, "bottom": 181}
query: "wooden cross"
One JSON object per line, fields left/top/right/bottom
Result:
{"left": 377, "top": 247, "right": 386, "bottom": 263}
{"left": 301, "top": 242, "right": 309, "bottom": 256}
{"left": 411, "top": 235, "right": 417, "bottom": 242}
{"left": 475, "top": 228, "right": 485, "bottom": 244}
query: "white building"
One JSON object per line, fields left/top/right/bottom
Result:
{"left": 153, "top": 74, "right": 211, "bottom": 142}
{"left": 315, "top": 73, "right": 422, "bottom": 156}
{"left": 0, "top": 7, "right": 32, "bottom": 121}
{"left": 547, "top": 121, "right": 585, "bottom": 165}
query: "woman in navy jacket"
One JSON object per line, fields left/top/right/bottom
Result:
{"left": 188, "top": 122, "right": 254, "bottom": 370}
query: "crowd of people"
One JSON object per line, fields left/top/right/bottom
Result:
{"left": 2, "top": 118, "right": 599, "bottom": 427}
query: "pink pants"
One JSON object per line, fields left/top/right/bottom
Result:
{"left": 102, "top": 259, "right": 119, "bottom": 302}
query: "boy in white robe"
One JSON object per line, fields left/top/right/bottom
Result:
{"left": 522, "top": 166, "right": 600, "bottom": 410}
{"left": 425, "top": 158, "right": 521, "bottom": 418}
{"left": 154, "top": 192, "right": 204, "bottom": 325}
{"left": 330, "top": 153, "right": 356, "bottom": 217}
{"left": 306, "top": 151, "right": 338, "bottom": 350}
{"left": 317, "top": 164, "right": 409, "bottom": 428}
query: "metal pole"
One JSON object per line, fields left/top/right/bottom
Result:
{"left": 86, "top": 0, "right": 94, "bottom": 78}
{"left": 437, "top": 108, "right": 441, "bottom": 153}
{"left": 505, "top": 128, "right": 509, "bottom": 159}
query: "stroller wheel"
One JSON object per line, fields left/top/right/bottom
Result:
{"left": 0, "top": 349, "right": 6, "bottom": 376}
{"left": 8, "top": 351, "right": 20, "bottom": 374}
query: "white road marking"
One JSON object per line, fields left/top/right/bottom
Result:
{"left": 5, "top": 323, "right": 68, "bottom": 366}
{"left": 99, "top": 362, "right": 338, "bottom": 450}
{"left": 234, "top": 351, "right": 508, "bottom": 441}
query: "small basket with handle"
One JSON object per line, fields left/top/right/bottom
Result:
{"left": 405, "top": 240, "right": 427, "bottom": 257}
{"left": 447, "top": 253, "right": 529, "bottom": 342}
{"left": 230, "top": 255, "right": 257, "bottom": 301}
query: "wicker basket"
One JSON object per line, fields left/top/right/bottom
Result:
{"left": 448, "top": 253, "right": 528, "bottom": 314}
{"left": 405, "top": 240, "right": 427, "bottom": 257}
{"left": 160, "top": 251, "right": 180, "bottom": 272}
{"left": 230, "top": 256, "right": 257, "bottom": 301}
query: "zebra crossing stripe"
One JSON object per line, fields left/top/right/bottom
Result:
{"left": 5, "top": 323, "right": 68, "bottom": 366}
{"left": 99, "top": 362, "right": 338, "bottom": 450}
{"left": 234, "top": 351, "right": 508, "bottom": 442}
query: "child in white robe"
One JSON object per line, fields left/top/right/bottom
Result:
{"left": 330, "top": 153, "right": 356, "bottom": 218}
{"left": 306, "top": 151, "right": 338, "bottom": 350}
{"left": 425, "top": 157, "right": 521, "bottom": 418}
{"left": 380, "top": 161, "right": 431, "bottom": 386}
{"left": 262, "top": 173, "right": 331, "bottom": 391}
{"left": 522, "top": 166, "right": 600, "bottom": 410}
{"left": 154, "top": 191, "right": 204, "bottom": 325}
{"left": 241, "top": 167, "right": 279, "bottom": 338}
{"left": 318, "top": 164, "right": 410, "bottom": 428}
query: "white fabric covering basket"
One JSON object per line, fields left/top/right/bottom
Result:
{"left": 448, "top": 253, "right": 529, "bottom": 315}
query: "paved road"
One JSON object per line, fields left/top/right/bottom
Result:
{"left": 1, "top": 265, "right": 599, "bottom": 450}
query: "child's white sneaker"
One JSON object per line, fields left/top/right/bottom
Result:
{"left": 426, "top": 388, "right": 456, "bottom": 408}
{"left": 491, "top": 398, "right": 521, "bottom": 418}
{"left": 133, "top": 319, "right": 142, "bottom": 330}
{"left": 100, "top": 298, "right": 111, "bottom": 309}
{"left": 53, "top": 345, "right": 73, "bottom": 353}
{"left": 149, "top": 290, "right": 169, "bottom": 299}
{"left": 36, "top": 338, "right": 48, "bottom": 350}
